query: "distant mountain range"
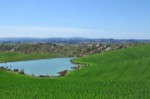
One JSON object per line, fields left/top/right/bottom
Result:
{"left": 0, "top": 37, "right": 150, "bottom": 44}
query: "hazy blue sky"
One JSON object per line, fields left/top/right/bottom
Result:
{"left": 0, "top": 0, "right": 150, "bottom": 39}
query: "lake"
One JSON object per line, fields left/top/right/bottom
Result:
{"left": 0, "top": 58, "right": 75, "bottom": 76}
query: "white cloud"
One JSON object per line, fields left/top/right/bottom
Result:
{"left": 0, "top": 26, "right": 105, "bottom": 38}
{"left": 0, "top": 26, "right": 149, "bottom": 39}
{"left": 0, "top": 26, "right": 93, "bottom": 33}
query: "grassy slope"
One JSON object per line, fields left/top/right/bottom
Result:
{"left": 71, "top": 44, "right": 150, "bottom": 81}
{"left": 0, "top": 44, "right": 150, "bottom": 98}
{"left": 0, "top": 52, "right": 63, "bottom": 62}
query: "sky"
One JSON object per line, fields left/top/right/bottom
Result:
{"left": 0, "top": 0, "right": 150, "bottom": 39}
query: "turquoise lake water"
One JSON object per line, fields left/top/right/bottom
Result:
{"left": 0, "top": 58, "right": 74, "bottom": 76}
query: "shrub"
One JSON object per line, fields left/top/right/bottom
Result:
{"left": 19, "top": 69, "right": 24, "bottom": 74}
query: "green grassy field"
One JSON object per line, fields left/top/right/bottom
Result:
{"left": 0, "top": 52, "right": 63, "bottom": 62}
{"left": 0, "top": 44, "right": 150, "bottom": 98}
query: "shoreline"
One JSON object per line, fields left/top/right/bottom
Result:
{"left": 0, "top": 57, "right": 77, "bottom": 78}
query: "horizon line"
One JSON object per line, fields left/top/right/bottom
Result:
{"left": 0, "top": 37, "right": 149, "bottom": 40}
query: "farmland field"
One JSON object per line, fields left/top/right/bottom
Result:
{"left": 0, "top": 44, "right": 150, "bottom": 98}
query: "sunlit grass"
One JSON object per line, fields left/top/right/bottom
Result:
{"left": 0, "top": 44, "right": 150, "bottom": 98}
{"left": 0, "top": 52, "right": 63, "bottom": 62}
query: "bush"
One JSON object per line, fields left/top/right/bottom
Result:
{"left": 58, "top": 70, "right": 67, "bottom": 76}
{"left": 19, "top": 69, "right": 24, "bottom": 74}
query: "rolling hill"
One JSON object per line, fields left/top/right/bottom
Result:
{"left": 0, "top": 44, "right": 150, "bottom": 98}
